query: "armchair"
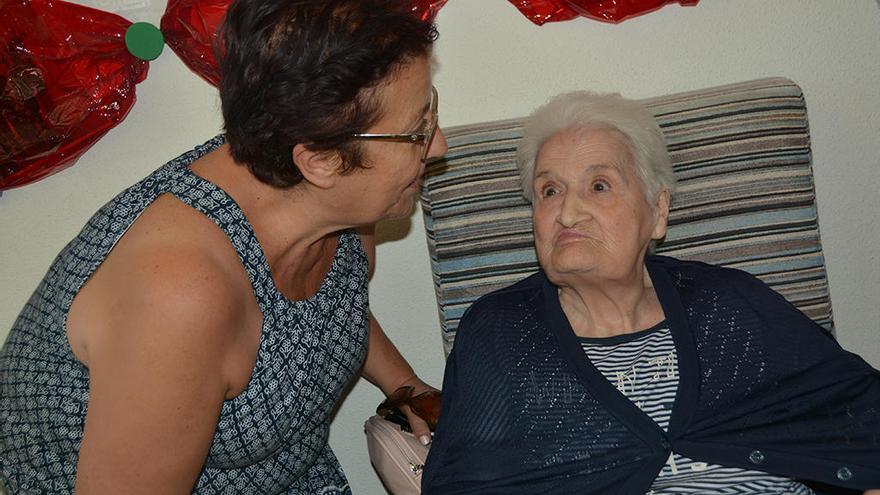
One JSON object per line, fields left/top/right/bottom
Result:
{"left": 420, "top": 77, "right": 833, "bottom": 355}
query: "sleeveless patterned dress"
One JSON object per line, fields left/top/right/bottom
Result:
{"left": 0, "top": 136, "right": 370, "bottom": 494}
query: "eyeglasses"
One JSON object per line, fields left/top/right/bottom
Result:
{"left": 376, "top": 385, "right": 442, "bottom": 432}
{"left": 350, "top": 86, "right": 439, "bottom": 162}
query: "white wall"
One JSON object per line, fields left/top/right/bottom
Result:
{"left": 1, "top": 1, "right": 878, "bottom": 493}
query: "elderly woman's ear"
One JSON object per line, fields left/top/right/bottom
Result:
{"left": 651, "top": 188, "right": 671, "bottom": 241}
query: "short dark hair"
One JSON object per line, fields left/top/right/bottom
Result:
{"left": 218, "top": 0, "right": 439, "bottom": 188}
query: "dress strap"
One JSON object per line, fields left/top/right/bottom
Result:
{"left": 163, "top": 149, "right": 277, "bottom": 313}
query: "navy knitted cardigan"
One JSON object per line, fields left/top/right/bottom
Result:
{"left": 422, "top": 256, "right": 880, "bottom": 494}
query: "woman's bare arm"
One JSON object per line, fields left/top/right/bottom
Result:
{"left": 74, "top": 247, "right": 245, "bottom": 494}
{"left": 357, "top": 225, "right": 437, "bottom": 445}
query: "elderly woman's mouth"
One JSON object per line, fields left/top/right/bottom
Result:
{"left": 555, "top": 229, "right": 590, "bottom": 245}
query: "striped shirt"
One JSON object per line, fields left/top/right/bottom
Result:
{"left": 581, "top": 323, "right": 813, "bottom": 494}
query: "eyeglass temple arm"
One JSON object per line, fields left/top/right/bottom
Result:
{"left": 349, "top": 133, "right": 424, "bottom": 142}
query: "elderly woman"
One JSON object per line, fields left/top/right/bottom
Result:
{"left": 421, "top": 92, "right": 880, "bottom": 494}
{"left": 0, "top": 0, "right": 446, "bottom": 493}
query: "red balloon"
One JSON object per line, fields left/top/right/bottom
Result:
{"left": 0, "top": 0, "right": 148, "bottom": 191}
{"left": 509, "top": 0, "right": 699, "bottom": 25}
{"left": 161, "top": 0, "right": 229, "bottom": 87}
{"left": 161, "top": 0, "right": 450, "bottom": 89}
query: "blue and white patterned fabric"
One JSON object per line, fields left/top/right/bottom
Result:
{"left": 0, "top": 135, "right": 369, "bottom": 494}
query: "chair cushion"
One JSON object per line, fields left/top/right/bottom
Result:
{"left": 420, "top": 77, "right": 833, "bottom": 354}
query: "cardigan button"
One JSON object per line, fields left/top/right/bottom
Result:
{"left": 836, "top": 467, "right": 853, "bottom": 481}
{"left": 660, "top": 439, "right": 671, "bottom": 450}
{"left": 748, "top": 450, "right": 765, "bottom": 465}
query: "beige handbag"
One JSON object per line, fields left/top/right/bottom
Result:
{"left": 364, "top": 414, "right": 429, "bottom": 494}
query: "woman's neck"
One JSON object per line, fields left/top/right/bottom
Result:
{"left": 556, "top": 265, "right": 664, "bottom": 338}
{"left": 189, "top": 144, "right": 347, "bottom": 283}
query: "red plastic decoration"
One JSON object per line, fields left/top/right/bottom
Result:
{"left": 509, "top": 0, "right": 699, "bottom": 25}
{"left": 162, "top": 0, "right": 449, "bottom": 89}
{"left": 161, "top": 0, "right": 229, "bottom": 87}
{"left": 0, "top": 0, "right": 148, "bottom": 191}
{"left": 409, "top": 0, "right": 450, "bottom": 23}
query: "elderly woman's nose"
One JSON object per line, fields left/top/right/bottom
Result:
{"left": 558, "top": 193, "right": 587, "bottom": 227}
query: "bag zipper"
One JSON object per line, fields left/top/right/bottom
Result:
{"left": 368, "top": 417, "right": 426, "bottom": 480}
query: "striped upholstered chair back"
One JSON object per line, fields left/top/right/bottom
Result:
{"left": 420, "top": 77, "right": 833, "bottom": 354}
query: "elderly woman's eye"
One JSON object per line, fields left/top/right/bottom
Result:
{"left": 540, "top": 186, "right": 559, "bottom": 198}
{"left": 592, "top": 180, "right": 610, "bottom": 192}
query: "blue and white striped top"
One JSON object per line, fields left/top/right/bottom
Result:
{"left": 581, "top": 323, "right": 813, "bottom": 494}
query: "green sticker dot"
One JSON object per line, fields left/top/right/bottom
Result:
{"left": 125, "top": 22, "right": 164, "bottom": 61}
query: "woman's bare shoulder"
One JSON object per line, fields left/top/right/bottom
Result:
{"left": 68, "top": 192, "right": 259, "bottom": 377}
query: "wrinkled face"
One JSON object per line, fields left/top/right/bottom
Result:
{"left": 532, "top": 127, "right": 669, "bottom": 285}
{"left": 347, "top": 56, "right": 448, "bottom": 222}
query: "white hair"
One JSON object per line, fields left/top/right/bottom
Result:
{"left": 516, "top": 91, "right": 676, "bottom": 204}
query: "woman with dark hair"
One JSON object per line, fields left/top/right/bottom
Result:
{"left": 0, "top": 1, "right": 446, "bottom": 493}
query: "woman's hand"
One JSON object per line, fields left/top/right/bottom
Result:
{"left": 394, "top": 376, "right": 439, "bottom": 446}
{"left": 361, "top": 310, "right": 439, "bottom": 446}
